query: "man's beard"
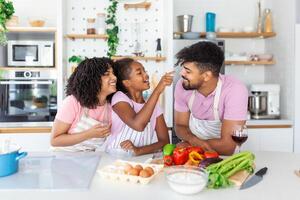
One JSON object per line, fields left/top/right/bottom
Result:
{"left": 182, "top": 78, "right": 198, "bottom": 90}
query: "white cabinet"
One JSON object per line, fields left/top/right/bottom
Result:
{"left": 241, "top": 128, "right": 294, "bottom": 152}
{"left": 0, "top": 133, "right": 51, "bottom": 152}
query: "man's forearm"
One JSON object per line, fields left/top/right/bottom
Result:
{"left": 175, "top": 124, "right": 196, "bottom": 143}
{"left": 205, "top": 138, "right": 236, "bottom": 155}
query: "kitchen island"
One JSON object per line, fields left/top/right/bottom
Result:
{"left": 0, "top": 151, "right": 299, "bottom": 200}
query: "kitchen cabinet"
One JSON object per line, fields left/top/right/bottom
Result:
{"left": 241, "top": 128, "right": 294, "bottom": 152}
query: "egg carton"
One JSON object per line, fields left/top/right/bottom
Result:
{"left": 97, "top": 160, "right": 164, "bottom": 184}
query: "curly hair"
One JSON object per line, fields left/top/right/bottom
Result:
{"left": 175, "top": 41, "right": 224, "bottom": 76}
{"left": 66, "top": 57, "right": 113, "bottom": 108}
{"left": 113, "top": 58, "right": 134, "bottom": 94}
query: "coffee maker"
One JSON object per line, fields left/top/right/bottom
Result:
{"left": 248, "top": 84, "right": 280, "bottom": 119}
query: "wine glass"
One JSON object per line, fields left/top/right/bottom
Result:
{"left": 231, "top": 125, "right": 248, "bottom": 153}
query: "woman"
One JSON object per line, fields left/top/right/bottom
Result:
{"left": 106, "top": 58, "right": 173, "bottom": 156}
{"left": 51, "top": 57, "right": 117, "bottom": 151}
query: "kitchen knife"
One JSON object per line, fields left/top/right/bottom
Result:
{"left": 240, "top": 167, "right": 268, "bottom": 190}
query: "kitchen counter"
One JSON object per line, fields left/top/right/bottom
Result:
{"left": 0, "top": 151, "right": 299, "bottom": 200}
{"left": 247, "top": 119, "right": 293, "bottom": 129}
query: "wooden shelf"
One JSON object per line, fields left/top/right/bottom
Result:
{"left": 225, "top": 60, "right": 276, "bottom": 65}
{"left": 0, "top": 67, "right": 56, "bottom": 70}
{"left": 65, "top": 34, "right": 108, "bottom": 40}
{"left": 112, "top": 56, "right": 166, "bottom": 62}
{"left": 175, "top": 32, "right": 276, "bottom": 39}
{"left": 124, "top": 1, "right": 151, "bottom": 10}
{"left": 6, "top": 26, "right": 56, "bottom": 33}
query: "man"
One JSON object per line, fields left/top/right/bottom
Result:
{"left": 174, "top": 41, "right": 248, "bottom": 155}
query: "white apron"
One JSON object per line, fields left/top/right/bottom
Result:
{"left": 107, "top": 101, "right": 158, "bottom": 150}
{"left": 51, "top": 105, "right": 109, "bottom": 152}
{"left": 188, "top": 79, "right": 222, "bottom": 140}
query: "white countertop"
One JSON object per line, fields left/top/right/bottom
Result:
{"left": 247, "top": 119, "right": 293, "bottom": 126}
{"left": 0, "top": 122, "right": 53, "bottom": 128}
{"left": 0, "top": 151, "right": 300, "bottom": 200}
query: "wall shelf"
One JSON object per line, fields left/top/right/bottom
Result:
{"left": 6, "top": 26, "right": 57, "bottom": 33}
{"left": 225, "top": 60, "right": 275, "bottom": 65}
{"left": 174, "top": 32, "right": 276, "bottom": 39}
{"left": 112, "top": 56, "right": 166, "bottom": 62}
{"left": 65, "top": 34, "right": 108, "bottom": 40}
{"left": 124, "top": 1, "right": 151, "bottom": 10}
{"left": 0, "top": 67, "right": 56, "bottom": 70}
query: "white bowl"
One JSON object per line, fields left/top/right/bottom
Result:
{"left": 243, "top": 26, "right": 255, "bottom": 33}
{"left": 164, "top": 166, "right": 208, "bottom": 195}
{"left": 182, "top": 32, "right": 200, "bottom": 39}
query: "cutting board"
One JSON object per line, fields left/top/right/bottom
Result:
{"left": 228, "top": 170, "right": 251, "bottom": 186}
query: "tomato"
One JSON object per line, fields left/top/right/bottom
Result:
{"left": 163, "top": 155, "right": 173, "bottom": 166}
{"left": 186, "top": 146, "right": 204, "bottom": 154}
{"left": 204, "top": 151, "right": 219, "bottom": 159}
{"left": 173, "top": 147, "right": 189, "bottom": 165}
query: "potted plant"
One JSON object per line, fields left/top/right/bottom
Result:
{"left": 0, "top": 0, "right": 15, "bottom": 45}
{"left": 106, "top": 0, "right": 119, "bottom": 57}
{"left": 68, "top": 55, "right": 85, "bottom": 72}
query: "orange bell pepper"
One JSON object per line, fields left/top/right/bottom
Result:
{"left": 188, "top": 151, "right": 204, "bottom": 165}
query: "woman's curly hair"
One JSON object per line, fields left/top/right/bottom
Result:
{"left": 175, "top": 41, "right": 224, "bottom": 76}
{"left": 66, "top": 57, "right": 113, "bottom": 108}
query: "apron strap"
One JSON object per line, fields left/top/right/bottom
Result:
{"left": 213, "top": 79, "right": 222, "bottom": 120}
{"left": 188, "top": 91, "right": 196, "bottom": 111}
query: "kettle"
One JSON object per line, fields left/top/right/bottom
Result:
{"left": 248, "top": 91, "right": 268, "bottom": 115}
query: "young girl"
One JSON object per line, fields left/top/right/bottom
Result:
{"left": 51, "top": 57, "right": 117, "bottom": 151}
{"left": 106, "top": 58, "right": 173, "bottom": 156}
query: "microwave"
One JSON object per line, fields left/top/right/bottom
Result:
{"left": 7, "top": 40, "right": 54, "bottom": 67}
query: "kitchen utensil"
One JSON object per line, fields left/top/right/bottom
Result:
{"left": 164, "top": 165, "right": 208, "bottom": 195}
{"left": 240, "top": 167, "right": 268, "bottom": 190}
{"left": 177, "top": 15, "right": 193, "bottom": 32}
{"left": 0, "top": 143, "right": 27, "bottom": 177}
{"left": 182, "top": 32, "right": 200, "bottom": 39}
{"left": 206, "top": 12, "right": 216, "bottom": 32}
{"left": 248, "top": 91, "right": 268, "bottom": 115}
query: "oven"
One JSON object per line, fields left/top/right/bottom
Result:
{"left": 0, "top": 70, "right": 57, "bottom": 122}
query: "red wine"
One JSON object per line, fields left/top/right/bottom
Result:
{"left": 232, "top": 135, "right": 248, "bottom": 145}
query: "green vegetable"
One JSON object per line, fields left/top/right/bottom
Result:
{"left": 163, "top": 144, "right": 176, "bottom": 156}
{"left": 106, "top": 0, "right": 119, "bottom": 57}
{"left": 206, "top": 151, "right": 255, "bottom": 189}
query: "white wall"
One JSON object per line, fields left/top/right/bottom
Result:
{"left": 11, "top": 0, "right": 57, "bottom": 26}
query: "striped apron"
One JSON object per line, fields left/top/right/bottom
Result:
{"left": 188, "top": 79, "right": 222, "bottom": 140}
{"left": 51, "top": 104, "right": 109, "bottom": 152}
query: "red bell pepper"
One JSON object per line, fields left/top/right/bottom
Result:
{"left": 163, "top": 155, "right": 173, "bottom": 166}
{"left": 173, "top": 147, "right": 189, "bottom": 165}
{"left": 204, "top": 151, "right": 219, "bottom": 159}
{"left": 186, "top": 146, "right": 204, "bottom": 154}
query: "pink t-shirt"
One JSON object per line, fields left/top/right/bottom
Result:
{"left": 174, "top": 74, "right": 248, "bottom": 121}
{"left": 55, "top": 95, "right": 112, "bottom": 134}
{"left": 107, "top": 91, "right": 163, "bottom": 143}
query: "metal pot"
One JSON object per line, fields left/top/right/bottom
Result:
{"left": 177, "top": 15, "right": 193, "bottom": 32}
{"left": 0, "top": 144, "right": 27, "bottom": 177}
{"left": 248, "top": 92, "right": 268, "bottom": 115}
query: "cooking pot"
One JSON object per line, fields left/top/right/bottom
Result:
{"left": 248, "top": 91, "right": 268, "bottom": 115}
{"left": 0, "top": 144, "right": 27, "bottom": 177}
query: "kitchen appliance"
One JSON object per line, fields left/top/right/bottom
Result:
{"left": 0, "top": 143, "right": 27, "bottom": 177}
{"left": 0, "top": 70, "right": 57, "bottom": 122}
{"left": 177, "top": 15, "right": 193, "bottom": 32}
{"left": 7, "top": 40, "right": 54, "bottom": 67}
{"left": 240, "top": 167, "right": 268, "bottom": 190}
{"left": 248, "top": 84, "right": 280, "bottom": 119}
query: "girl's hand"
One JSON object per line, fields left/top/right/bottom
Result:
{"left": 87, "top": 124, "right": 111, "bottom": 139}
{"left": 120, "top": 140, "right": 140, "bottom": 155}
{"left": 155, "top": 71, "right": 174, "bottom": 93}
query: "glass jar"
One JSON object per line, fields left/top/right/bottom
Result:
{"left": 86, "top": 18, "right": 96, "bottom": 34}
{"left": 263, "top": 9, "right": 273, "bottom": 33}
{"left": 96, "top": 13, "right": 106, "bottom": 34}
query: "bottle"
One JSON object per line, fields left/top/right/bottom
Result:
{"left": 86, "top": 18, "right": 96, "bottom": 34}
{"left": 156, "top": 38, "right": 162, "bottom": 57}
{"left": 257, "top": 1, "right": 263, "bottom": 33}
{"left": 96, "top": 13, "right": 106, "bottom": 34}
{"left": 263, "top": 9, "right": 273, "bottom": 33}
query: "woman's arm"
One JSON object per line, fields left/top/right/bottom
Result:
{"left": 120, "top": 115, "right": 170, "bottom": 156}
{"left": 50, "top": 119, "right": 111, "bottom": 147}
{"left": 113, "top": 73, "right": 173, "bottom": 131}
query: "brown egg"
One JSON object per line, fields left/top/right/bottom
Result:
{"left": 144, "top": 167, "right": 154, "bottom": 176}
{"left": 139, "top": 169, "right": 151, "bottom": 178}
{"left": 128, "top": 168, "right": 139, "bottom": 176}
{"left": 123, "top": 163, "right": 133, "bottom": 174}
{"left": 134, "top": 164, "right": 143, "bottom": 173}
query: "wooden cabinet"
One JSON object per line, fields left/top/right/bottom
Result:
{"left": 241, "top": 128, "right": 294, "bottom": 152}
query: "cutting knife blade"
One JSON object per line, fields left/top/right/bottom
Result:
{"left": 240, "top": 167, "right": 268, "bottom": 190}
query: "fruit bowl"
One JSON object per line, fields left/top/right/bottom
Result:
{"left": 29, "top": 18, "right": 45, "bottom": 27}
{"left": 164, "top": 165, "right": 208, "bottom": 195}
